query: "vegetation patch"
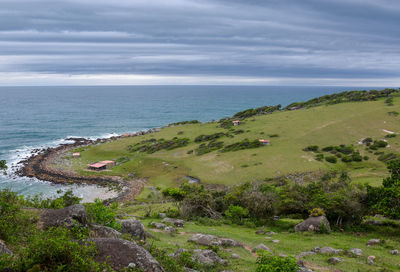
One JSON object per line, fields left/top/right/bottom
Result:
{"left": 128, "top": 137, "right": 190, "bottom": 154}
{"left": 195, "top": 141, "right": 224, "bottom": 155}
{"left": 220, "top": 139, "right": 262, "bottom": 153}
{"left": 194, "top": 132, "right": 227, "bottom": 142}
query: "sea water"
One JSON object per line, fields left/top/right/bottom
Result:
{"left": 0, "top": 85, "right": 383, "bottom": 200}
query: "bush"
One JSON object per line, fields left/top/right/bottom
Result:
{"left": 194, "top": 132, "right": 226, "bottom": 142}
{"left": 303, "top": 145, "right": 319, "bottom": 152}
{"left": 310, "top": 207, "right": 325, "bottom": 217}
{"left": 128, "top": 137, "right": 190, "bottom": 153}
{"left": 0, "top": 160, "right": 7, "bottom": 174}
{"left": 325, "top": 156, "right": 337, "bottom": 163}
{"left": 85, "top": 199, "right": 120, "bottom": 229}
{"left": 341, "top": 156, "right": 352, "bottom": 163}
{"left": 315, "top": 153, "right": 324, "bottom": 161}
{"left": 221, "top": 139, "right": 262, "bottom": 152}
{"left": 195, "top": 141, "right": 224, "bottom": 155}
{"left": 224, "top": 205, "right": 248, "bottom": 224}
{"left": 256, "top": 252, "right": 298, "bottom": 272}
{"left": 162, "top": 187, "right": 187, "bottom": 201}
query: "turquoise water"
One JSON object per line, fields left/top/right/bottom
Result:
{"left": 0, "top": 85, "right": 382, "bottom": 200}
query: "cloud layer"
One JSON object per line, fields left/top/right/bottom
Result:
{"left": 1, "top": 0, "right": 400, "bottom": 85}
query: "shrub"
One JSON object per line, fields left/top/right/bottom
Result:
{"left": 385, "top": 134, "right": 396, "bottom": 138}
{"left": 195, "top": 141, "right": 224, "bottom": 155}
{"left": 388, "top": 111, "right": 399, "bottom": 116}
{"left": 128, "top": 137, "right": 190, "bottom": 153}
{"left": 303, "top": 145, "right": 319, "bottom": 152}
{"left": 194, "top": 132, "right": 226, "bottom": 142}
{"left": 221, "top": 139, "right": 262, "bottom": 152}
{"left": 162, "top": 187, "right": 187, "bottom": 201}
{"left": 378, "top": 153, "right": 400, "bottom": 163}
{"left": 341, "top": 156, "right": 352, "bottom": 163}
{"left": 85, "top": 199, "right": 120, "bottom": 229}
{"left": 310, "top": 207, "right": 325, "bottom": 217}
{"left": 269, "top": 134, "right": 279, "bottom": 137}
{"left": 0, "top": 160, "right": 7, "bottom": 174}
{"left": 256, "top": 252, "right": 298, "bottom": 272}
{"left": 224, "top": 205, "right": 248, "bottom": 224}
{"left": 315, "top": 153, "right": 324, "bottom": 161}
{"left": 325, "top": 156, "right": 337, "bottom": 163}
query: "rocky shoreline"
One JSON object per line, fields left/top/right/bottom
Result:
{"left": 16, "top": 128, "right": 161, "bottom": 202}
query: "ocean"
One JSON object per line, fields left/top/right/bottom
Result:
{"left": 0, "top": 85, "right": 383, "bottom": 200}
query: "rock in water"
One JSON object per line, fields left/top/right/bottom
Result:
{"left": 119, "top": 218, "right": 146, "bottom": 240}
{"left": 40, "top": 204, "right": 87, "bottom": 229}
{"left": 89, "top": 238, "right": 164, "bottom": 272}
{"left": 294, "top": 216, "right": 331, "bottom": 232}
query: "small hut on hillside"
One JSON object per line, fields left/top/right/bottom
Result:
{"left": 258, "top": 139, "right": 271, "bottom": 146}
{"left": 232, "top": 120, "right": 240, "bottom": 126}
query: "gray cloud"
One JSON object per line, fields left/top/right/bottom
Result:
{"left": 0, "top": 0, "right": 399, "bottom": 85}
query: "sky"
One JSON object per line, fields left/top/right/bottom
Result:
{"left": 0, "top": 0, "right": 400, "bottom": 86}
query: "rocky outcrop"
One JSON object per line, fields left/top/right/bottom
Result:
{"left": 188, "top": 234, "right": 242, "bottom": 247}
{"left": 119, "top": 218, "right": 146, "bottom": 240}
{"left": 161, "top": 218, "right": 184, "bottom": 227}
{"left": 349, "top": 248, "right": 363, "bottom": 257}
{"left": 312, "top": 246, "right": 342, "bottom": 255}
{"left": 192, "top": 249, "right": 226, "bottom": 266}
{"left": 150, "top": 222, "right": 167, "bottom": 229}
{"left": 40, "top": 204, "right": 87, "bottom": 228}
{"left": 0, "top": 240, "right": 12, "bottom": 255}
{"left": 89, "top": 238, "right": 164, "bottom": 272}
{"left": 328, "top": 257, "right": 343, "bottom": 264}
{"left": 90, "top": 224, "right": 122, "bottom": 238}
{"left": 367, "top": 239, "right": 381, "bottom": 246}
{"left": 294, "top": 216, "right": 330, "bottom": 232}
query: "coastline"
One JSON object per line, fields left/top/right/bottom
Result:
{"left": 15, "top": 128, "right": 161, "bottom": 202}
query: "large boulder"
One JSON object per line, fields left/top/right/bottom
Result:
{"left": 150, "top": 222, "right": 167, "bottom": 229}
{"left": 119, "top": 218, "right": 146, "bottom": 240}
{"left": 367, "top": 239, "right": 381, "bottom": 246}
{"left": 89, "top": 238, "right": 164, "bottom": 272}
{"left": 0, "top": 240, "right": 12, "bottom": 255}
{"left": 294, "top": 216, "right": 330, "bottom": 232}
{"left": 313, "top": 247, "right": 342, "bottom": 255}
{"left": 40, "top": 204, "right": 87, "bottom": 229}
{"left": 90, "top": 224, "right": 122, "bottom": 238}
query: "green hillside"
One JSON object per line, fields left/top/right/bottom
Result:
{"left": 61, "top": 89, "right": 400, "bottom": 199}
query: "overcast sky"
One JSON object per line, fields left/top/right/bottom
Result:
{"left": 1, "top": 0, "right": 400, "bottom": 86}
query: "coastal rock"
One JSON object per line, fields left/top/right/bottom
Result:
{"left": 90, "top": 224, "right": 122, "bottom": 238}
{"left": 89, "top": 238, "right": 164, "bottom": 272}
{"left": 40, "top": 204, "right": 87, "bottom": 229}
{"left": 328, "top": 257, "right": 343, "bottom": 264}
{"left": 161, "top": 218, "right": 184, "bottom": 227}
{"left": 294, "top": 216, "right": 330, "bottom": 232}
{"left": 0, "top": 240, "right": 12, "bottom": 255}
{"left": 252, "top": 244, "right": 272, "bottom": 253}
{"left": 193, "top": 249, "right": 226, "bottom": 266}
{"left": 367, "top": 239, "right": 381, "bottom": 246}
{"left": 349, "top": 248, "right": 363, "bottom": 257}
{"left": 119, "top": 218, "right": 146, "bottom": 240}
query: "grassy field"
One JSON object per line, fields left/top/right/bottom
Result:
{"left": 118, "top": 203, "right": 400, "bottom": 272}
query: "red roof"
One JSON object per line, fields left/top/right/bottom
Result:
{"left": 100, "top": 160, "right": 115, "bottom": 164}
{"left": 88, "top": 162, "right": 107, "bottom": 168}
{"left": 258, "top": 139, "right": 270, "bottom": 143}
{"left": 232, "top": 120, "right": 240, "bottom": 123}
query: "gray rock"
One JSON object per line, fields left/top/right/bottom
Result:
{"left": 294, "top": 216, "right": 330, "bottom": 232}
{"left": 119, "top": 218, "right": 146, "bottom": 240}
{"left": 164, "top": 226, "right": 176, "bottom": 234}
{"left": 367, "top": 255, "right": 375, "bottom": 265}
{"left": 188, "top": 234, "right": 219, "bottom": 246}
{"left": 150, "top": 221, "right": 167, "bottom": 229}
{"left": 90, "top": 224, "right": 122, "bottom": 238}
{"left": 367, "top": 239, "right": 381, "bottom": 246}
{"left": 391, "top": 249, "right": 399, "bottom": 255}
{"left": 0, "top": 240, "right": 12, "bottom": 255}
{"left": 188, "top": 234, "right": 241, "bottom": 247}
{"left": 272, "top": 240, "right": 280, "bottom": 243}
{"left": 328, "top": 257, "right": 343, "bottom": 264}
{"left": 159, "top": 213, "right": 167, "bottom": 218}
{"left": 255, "top": 230, "right": 264, "bottom": 235}
{"left": 40, "top": 204, "right": 87, "bottom": 229}
{"left": 231, "top": 253, "right": 240, "bottom": 259}
{"left": 349, "top": 248, "right": 363, "bottom": 257}
{"left": 265, "top": 231, "right": 277, "bottom": 236}
{"left": 252, "top": 244, "right": 272, "bottom": 253}
{"left": 313, "top": 247, "right": 342, "bottom": 255}
{"left": 193, "top": 249, "right": 226, "bottom": 266}
{"left": 297, "top": 251, "right": 316, "bottom": 258}
{"left": 162, "top": 218, "right": 184, "bottom": 227}
{"left": 89, "top": 238, "right": 164, "bottom": 272}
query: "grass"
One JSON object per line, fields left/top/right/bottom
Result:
{"left": 60, "top": 96, "right": 400, "bottom": 199}
{"left": 119, "top": 203, "right": 400, "bottom": 272}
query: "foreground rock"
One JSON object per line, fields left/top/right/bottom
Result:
{"left": 328, "top": 257, "right": 343, "bottom": 264}
{"left": 188, "top": 234, "right": 242, "bottom": 247}
{"left": 294, "top": 216, "right": 330, "bottom": 232}
{"left": 349, "top": 248, "right": 363, "bottom": 257}
{"left": 313, "top": 247, "right": 342, "bottom": 255}
{"left": 89, "top": 238, "right": 164, "bottom": 272}
{"left": 119, "top": 218, "right": 146, "bottom": 240}
{"left": 162, "top": 218, "right": 184, "bottom": 227}
{"left": 367, "top": 239, "right": 381, "bottom": 246}
{"left": 90, "top": 224, "right": 122, "bottom": 238}
{"left": 40, "top": 204, "right": 87, "bottom": 228}
{"left": 171, "top": 248, "right": 226, "bottom": 266}
{"left": 0, "top": 240, "right": 12, "bottom": 255}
